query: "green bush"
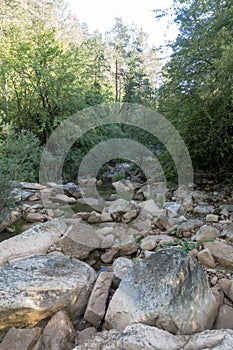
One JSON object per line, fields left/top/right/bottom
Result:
{"left": 0, "top": 129, "right": 41, "bottom": 215}
{"left": 0, "top": 129, "right": 41, "bottom": 182}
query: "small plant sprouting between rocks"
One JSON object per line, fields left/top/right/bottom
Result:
{"left": 159, "top": 239, "right": 196, "bottom": 254}
{"left": 158, "top": 237, "right": 216, "bottom": 254}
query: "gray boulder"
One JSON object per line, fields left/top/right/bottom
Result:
{"left": 0, "top": 253, "right": 97, "bottom": 331}
{"left": 104, "top": 248, "right": 218, "bottom": 335}
{"left": 73, "top": 324, "right": 233, "bottom": 350}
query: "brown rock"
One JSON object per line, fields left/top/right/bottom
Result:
{"left": 197, "top": 248, "right": 216, "bottom": 268}
{"left": 204, "top": 241, "right": 233, "bottom": 269}
{"left": 58, "top": 222, "right": 102, "bottom": 260}
{"left": 206, "top": 214, "right": 219, "bottom": 222}
{"left": 119, "top": 235, "right": 138, "bottom": 255}
{"left": 101, "top": 248, "right": 119, "bottom": 264}
{"left": 194, "top": 225, "right": 220, "bottom": 242}
{"left": 0, "top": 327, "right": 41, "bottom": 350}
{"left": 87, "top": 212, "right": 102, "bottom": 224}
{"left": 77, "top": 327, "right": 97, "bottom": 345}
{"left": 42, "top": 310, "right": 76, "bottom": 350}
{"left": 140, "top": 235, "right": 157, "bottom": 250}
{"left": 218, "top": 278, "right": 233, "bottom": 302}
{"left": 122, "top": 210, "right": 138, "bottom": 223}
{"left": 24, "top": 212, "right": 47, "bottom": 223}
{"left": 210, "top": 276, "right": 218, "bottom": 286}
{"left": 84, "top": 272, "right": 113, "bottom": 328}
{"left": 211, "top": 288, "right": 224, "bottom": 308}
{"left": 214, "top": 305, "right": 233, "bottom": 330}
{"left": 20, "top": 182, "right": 47, "bottom": 190}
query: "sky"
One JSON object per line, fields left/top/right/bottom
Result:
{"left": 67, "top": 0, "right": 178, "bottom": 49}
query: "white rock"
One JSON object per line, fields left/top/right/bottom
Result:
{"left": 0, "top": 253, "right": 97, "bottom": 330}
{"left": 55, "top": 194, "right": 77, "bottom": 204}
{"left": 206, "top": 214, "right": 219, "bottom": 222}
{"left": 0, "top": 219, "right": 67, "bottom": 266}
{"left": 139, "top": 199, "right": 165, "bottom": 219}
{"left": 72, "top": 325, "right": 233, "bottom": 350}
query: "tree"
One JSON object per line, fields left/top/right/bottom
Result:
{"left": 80, "top": 31, "right": 114, "bottom": 106}
{"left": 122, "top": 28, "right": 159, "bottom": 107}
{"left": 106, "top": 17, "right": 131, "bottom": 102}
{"left": 159, "top": 0, "right": 233, "bottom": 178}
{"left": 106, "top": 18, "right": 160, "bottom": 107}
{"left": 0, "top": 24, "right": 85, "bottom": 142}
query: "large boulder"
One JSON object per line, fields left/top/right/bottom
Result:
{"left": 0, "top": 253, "right": 97, "bottom": 331}
{"left": 104, "top": 248, "right": 218, "bottom": 335}
{"left": 0, "top": 219, "right": 67, "bottom": 266}
{"left": 73, "top": 324, "right": 233, "bottom": 350}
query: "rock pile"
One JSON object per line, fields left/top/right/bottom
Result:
{"left": 0, "top": 179, "right": 233, "bottom": 349}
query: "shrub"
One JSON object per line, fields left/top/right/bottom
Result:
{"left": 0, "top": 129, "right": 41, "bottom": 215}
{"left": 0, "top": 129, "right": 41, "bottom": 182}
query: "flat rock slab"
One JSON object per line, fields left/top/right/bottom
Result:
{"left": 105, "top": 248, "right": 218, "bottom": 335}
{"left": 84, "top": 272, "right": 113, "bottom": 328}
{"left": 20, "top": 182, "right": 47, "bottom": 190}
{"left": 0, "top": 219, "right": 67, "bottom": 266}
{"left": 73, "top": 324, "right": 233, "bottom": 350}
{"left": 0, "top": 253, "right": 97, "bottom": 331}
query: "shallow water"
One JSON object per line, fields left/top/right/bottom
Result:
{"left": 0, "top": 217, "right": 27, "bottom": 243}
{"left": 0, "top": 182, "right": 116, "bottom": 242}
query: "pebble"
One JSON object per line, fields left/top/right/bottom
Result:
{"left": 207, "top": 269, "right": 217, "bottom": 274}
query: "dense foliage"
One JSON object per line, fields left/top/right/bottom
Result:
{"left": 159, "top": 0, "right": 233, "bottom": 179}
{"left": 0, "top": 0, "right": 232, "bottom": 213}
{"left": 0, "top": 129, "right": 41, "bottom": 211}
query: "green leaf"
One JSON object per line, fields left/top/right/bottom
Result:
{"left": 187, "top": 243, "right": 195, "bottom": 250}
{"left": 162, "top": 242, "right": 171, "bottom": 246}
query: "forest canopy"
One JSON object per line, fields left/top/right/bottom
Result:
{"left": 0, "top": 0, "right": 232, "bottom": 189}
